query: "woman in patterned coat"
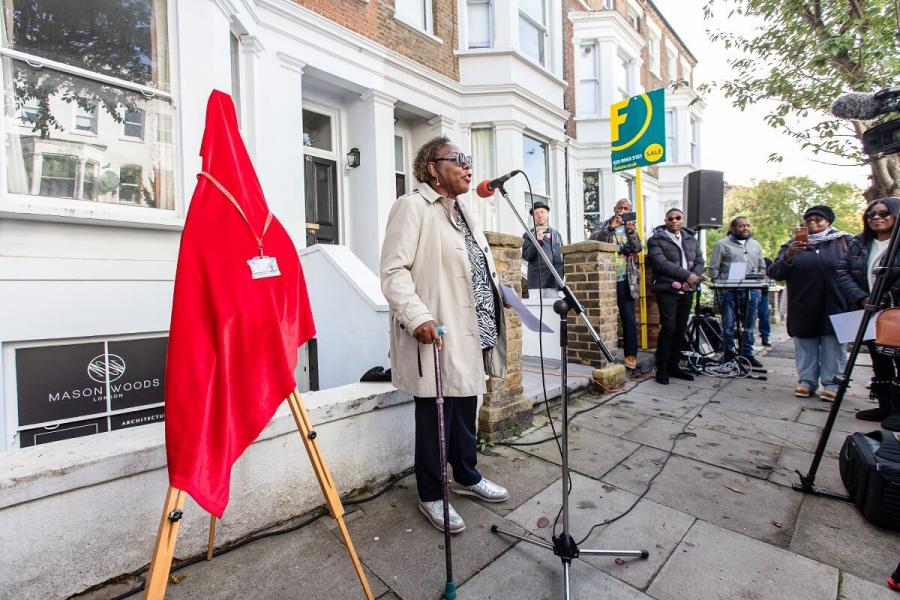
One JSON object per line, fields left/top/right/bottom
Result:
{"left": 380, "top": 136, "right": 509, "bottom": 534}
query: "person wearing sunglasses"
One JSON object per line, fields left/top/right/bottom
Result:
{"left": 591, "top": 198, "right": 643, "bottom": 370}
{"left": 709, "top": 216, "right": 768, "bottom": 368}
{"left": 646, "top": 208, "right": 705, "bottom": 384}
{"left": 381, "top": 136, "right": 509, "bottom": 534}
{"left": 769, "top": 205, "right": 852, "bottom": 401}
{"left": 836, "top": 197, "right": 900, "bottom": 429}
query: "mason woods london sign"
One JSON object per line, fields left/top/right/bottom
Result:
{"left": 15, "top": 337, "right": 167, "bottom": 447}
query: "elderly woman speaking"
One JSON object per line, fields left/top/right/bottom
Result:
{"left": 380, "top": 136, "right": 509, "bottom": 534}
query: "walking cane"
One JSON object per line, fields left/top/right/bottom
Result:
{"left": 432, "top": 325, "right": 457, "bottom": 600}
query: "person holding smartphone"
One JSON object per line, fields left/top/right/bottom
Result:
{"left": 592, "top": 198, "right": 642, "bottom": 370}
{"left": 768, "top": 205, "right": 851, "bottom": 401}
{"left": 522, "top": 200, "right": 565, "bottom": 292}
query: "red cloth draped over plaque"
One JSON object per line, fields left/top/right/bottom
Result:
{"left": 164, "top": 90, "right": 315, "bottom": 517}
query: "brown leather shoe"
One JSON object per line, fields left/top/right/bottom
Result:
{"left": 624, "top": 355, "right": 637, "bottom": 370}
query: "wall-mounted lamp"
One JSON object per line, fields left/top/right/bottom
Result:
{"left": 346, "top": 147, "right": 361, "bottom": 169}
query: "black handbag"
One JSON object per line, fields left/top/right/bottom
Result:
{"left": 838, "top": 430, "right": 900, "bottom": 531}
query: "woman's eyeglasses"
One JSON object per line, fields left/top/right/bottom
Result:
{"left": 666, "top": 215, "right": 683, "bottom": 222}
{"left": 864, "top": 209, "right": 892, "bottom": 220}
{"left": 433, "top": 154, "right": 472, "bottom": 167}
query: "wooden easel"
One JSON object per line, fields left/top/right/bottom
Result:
{"left": 143, "top": 388, "right": 374, "bottom": 599}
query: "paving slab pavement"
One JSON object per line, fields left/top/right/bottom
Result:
{"left": 622, "top": 415, "right": 783, "bottom": 478}
{"left": 602, "top": 450, "right": 802, "bottom": 547}
{"left": 504, "top": 472, "right": 695, "bottom": 590}
{"left": 647, "top": 520, "right": 839, "bottom": 600}
{"left": 839, "top": 572, "right": 900, "bottom": 600}
{"left": 789, "top": 494, "right": 900, "bottom": 586}
{"left": 510, "top": 422, "right": 640, "bottom": 479}
{"left": 457, "top": 540, "right": 653, "bottom": 599}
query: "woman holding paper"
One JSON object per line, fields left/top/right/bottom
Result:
{"left": 768, "top": 205, "right": 851, "bottom": 401}
{"left": 836, "top": 197, "right": 900, "bottom": 428}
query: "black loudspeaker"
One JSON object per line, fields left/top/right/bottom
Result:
{"left": 683, "top": 170, "right": 724, "bottom": 229}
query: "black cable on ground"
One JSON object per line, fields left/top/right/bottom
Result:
{"left": 103, "top": 467, "right": 416, "bottom": 600}
{"left": 573, "top": 379, "right": 732, "bottom": 545}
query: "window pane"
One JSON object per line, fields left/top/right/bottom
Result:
{"left": 519, "top": 15, "right": 543, "bottom": 64}
{"left": 1, "top": 0, "right": 170, "bottom": 90}
{"left": 394, "top": 135, "right": 404, "bottom": 173}
{"left": 520, "top": 0, "right": 544, "bottom": 21}
{"left": 118, "top": 164, "right": 142, "bottom": 204}
{"left": 5, "top": 59, "right": 175, "bottom": 209}
{"left": 303, "top": 110, "right": 332, "bottom": 152}
{"left": 230, "top": 33, "right": 241, "bottom": 126}
{"left": 471, "top": 127, "right": 496, "bottom": 231}
{"left": 39, "top": 155, "right": 77, "bottom": 197}
{"left": 583, "top": 170, "right": 600, "bottom": 239}
{"left": 467, "top": 1, "right": 491, "bottom": 48}
{"left": 395, "top": 0, "right": 426, "bottom": 30}
{"left": 83, "top": 161, "right": 98, "bottom": 200}
{"left": 74, "top": 102, "right": 97, "bottom": 133}
{"left": 123, "top": 109, "right": 144, "bottom": 139}
{"left": 522, "top": 134, "right": 548, "bottom": 197}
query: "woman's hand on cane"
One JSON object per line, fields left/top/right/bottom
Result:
{"left": 414, "top": 320, "right": 443, "bottom": 349}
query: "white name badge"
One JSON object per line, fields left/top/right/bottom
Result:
{"left": 247, "top": 255, "right": 281, "bottom": 279}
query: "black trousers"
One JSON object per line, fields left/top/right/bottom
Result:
{"left": 414, "top": 395, "right": 481, "bottom": 502}
{"left": 656, "top": 291, "right": 693, "bottom": 369}
{"left": 617, "top": 279, "right": 638, "bottom": 357}
{"left": 867, "top": 342, "right": 900, "bottom": 408}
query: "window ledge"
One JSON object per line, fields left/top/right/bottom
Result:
{"left": 393, "top": 16, "right": 443, "bottom": 45}
{"left": 0, "top": 194, "right": 184, "bottom": 230}
{"left": 0, "top": 382, "right": 407, "bottom": 510}
{"left": 455, "top": 48, "right": 566, "bottom": 87}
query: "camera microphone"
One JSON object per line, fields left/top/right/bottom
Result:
{"left": 831, "top": 87, "right": 900, "bottom": 120}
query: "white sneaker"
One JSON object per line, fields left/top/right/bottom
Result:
{"left": 453, "top": 478, "right": 509, "bottom": 503}
{"left": 418, "top": 500, "right": 465, "bottom": 533}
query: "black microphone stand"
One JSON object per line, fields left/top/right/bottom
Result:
{"left": 488, "top": 182, "right": 648, "bottom": 600}
{"left": 794, "top": 218, "right": 900, "bottom": 501}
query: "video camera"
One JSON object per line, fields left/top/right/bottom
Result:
{"left": 831, "top": 86, "right": 900, "bottom": 156}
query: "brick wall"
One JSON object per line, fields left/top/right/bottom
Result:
{"left": 295, "top": 0, "right": 459, "bottom": 81}
{"left": 480, "top": 231, "right": 532, "bottom": 441}
{"left": 561, "top": 240, "right": 619, "bottom": 367}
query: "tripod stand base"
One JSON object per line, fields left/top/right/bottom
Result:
{"left": 791, "top": 478, "right": 851, "bottom": 503}
{"left": 490, "top": 526, "right": 649, "bottom": 567}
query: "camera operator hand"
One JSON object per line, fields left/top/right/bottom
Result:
{"left": 608, "top": 214, "right": 623, "bottom": 230}
{"left": 785, "top": 240, "right": 808, "bottom": 259}
{"left": 413, "top": 320, "right": 442, "bottom": 349}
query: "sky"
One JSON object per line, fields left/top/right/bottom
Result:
{"left": 651, "top": 0, "right": 871, "bottom": 190}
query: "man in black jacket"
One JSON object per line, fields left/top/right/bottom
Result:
{"left": 646, "top": 208, "right": 705, "bottom": 384}
{"left": 522, "top": 201, "right": 564, "bottom": 292}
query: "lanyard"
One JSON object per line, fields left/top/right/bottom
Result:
{"left": 198, "top": 171, "right": 273, "bottom": 256}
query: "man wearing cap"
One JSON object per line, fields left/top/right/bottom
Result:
{"left": 522, "top": 201, "right": 565, "bottom": 291}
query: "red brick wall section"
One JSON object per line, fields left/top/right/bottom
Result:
{"left": 294, "top": 0, "right": 460, "bottom": 81}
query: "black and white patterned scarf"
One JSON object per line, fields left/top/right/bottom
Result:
{"left": 455, "top": 202, "right": 498, "bottom": 350}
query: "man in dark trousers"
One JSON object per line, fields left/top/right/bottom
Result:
{"left": 646, "top": 208, "right": 705, "bottom": 384}
{"left": 522, "top": 200, "right": 565, "bottom": 292}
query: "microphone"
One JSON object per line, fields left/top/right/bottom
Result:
{"left": 475, "top": 170, "right": 522, "bottom": 198}
{"left": 831, "top": 87, "right": 900, "bottom": 120}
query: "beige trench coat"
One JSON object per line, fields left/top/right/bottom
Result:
{"left": 380, "top": 182, "right": 507, "bottom": 398}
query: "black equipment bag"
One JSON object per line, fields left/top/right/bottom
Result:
{"left": 838, "top": 430, "right": 900, "bottom": 531}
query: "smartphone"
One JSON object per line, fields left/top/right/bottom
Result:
{"left": 621, "top": 211, "right": 637, "bottom": 223}
{"left": 795, "top": 226, "right": 808, "bottom": 243}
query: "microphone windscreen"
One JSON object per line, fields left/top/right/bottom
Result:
{"left": 475, "top": 179, "right": 493, "bottom": 198}
{"left": 831, "top": 92, "right": 881, "bottom": 120}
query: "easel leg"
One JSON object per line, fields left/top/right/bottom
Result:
{"left": 143, "top": 486, "right": 187, "bottom": 600}
{"left": 207, "top": 515, "right": 217, "bottom": 561}
{"left": 287, "top": 390, "right": 374, "bottom": 600}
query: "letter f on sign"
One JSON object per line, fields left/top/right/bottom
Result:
{"left": 610, "top": 98, "right": 629, "bottom": 143}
